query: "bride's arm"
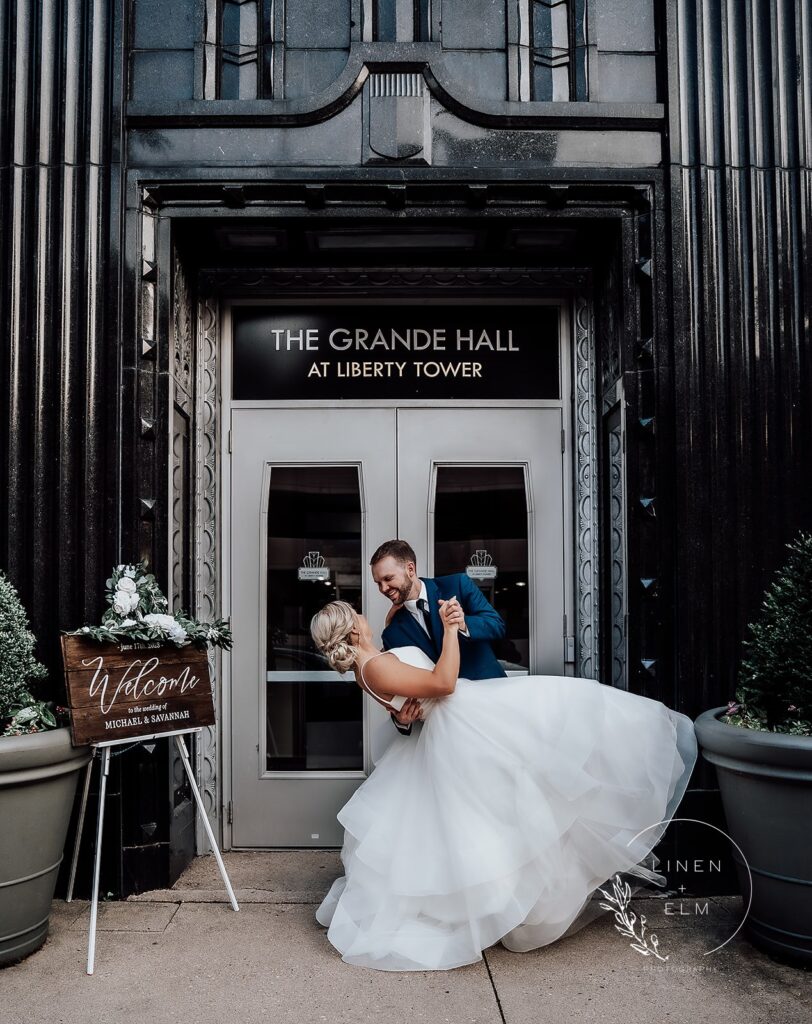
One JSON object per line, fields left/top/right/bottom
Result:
{"left": 365, "top": 601, "right": 461, "bottom": 700}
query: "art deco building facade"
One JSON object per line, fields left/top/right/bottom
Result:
{"left": 1, "top": 1, "right": 809, "bottom": 895}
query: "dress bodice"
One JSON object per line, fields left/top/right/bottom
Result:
{"left": 359, "top": 646, "right": 439, "bottom": 720}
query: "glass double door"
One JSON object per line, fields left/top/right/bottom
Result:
{"left": 230, "top": 406, "right": 564, "bottom": 846}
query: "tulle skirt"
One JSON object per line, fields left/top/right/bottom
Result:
{"left": 316, "top": 672, "right": 698, "bottom": 971}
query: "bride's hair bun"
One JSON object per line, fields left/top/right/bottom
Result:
{"left": 310, "top": 600, "right": 359, "bottom": 674}
{"left": 326, "top": 639, "right": 354, "bottom": 674}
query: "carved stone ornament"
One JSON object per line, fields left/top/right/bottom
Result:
{"left": 367, "top": 72, "right": 429, "bottom": 163}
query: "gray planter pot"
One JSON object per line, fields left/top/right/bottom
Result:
{"left": 694, "top": 707, "right": 812, "bottom": 966}
{"left": 0, "top": 727, "right": 91, "bottom": 966}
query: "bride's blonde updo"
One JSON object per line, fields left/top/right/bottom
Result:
{"left": 310, "top": 600, "right": 359, "bottom": 674}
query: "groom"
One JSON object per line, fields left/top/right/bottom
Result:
{"left": 370, "top": 539, "right": 507, "bottom": 736}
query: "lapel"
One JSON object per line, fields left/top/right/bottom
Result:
{"left": 388, "top": 604, "right": 437, "bottom": 661}
{"left": 421, "top": 577, "right": 443, "bottom": 655}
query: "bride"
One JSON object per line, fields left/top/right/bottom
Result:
{"left": 310, "top": 597, "right": 698, "bottom": 972}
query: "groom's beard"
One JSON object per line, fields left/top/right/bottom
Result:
{"left": 387, "top": 580, "right": 414, "bottom": 607}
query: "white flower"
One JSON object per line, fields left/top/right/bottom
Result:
{"left": 143, "top": 612, "right": 174, "bottom": 629}
{"left": 112, "top": 591, "right": 133, "bottom": 615}
{"left": 112, "top": 589, "right": 139, "bottom": 615}
{"left": 117, "top": 576, "right": 137, "bottom": 594}
{"left": 119, "top": 618, "right": 136, "bottom": 627}
{"left": 123, "top": 567, "right": 137, "bottom": 578}
{"left": 143, "top": 613, "right": 188, "bottom": 642}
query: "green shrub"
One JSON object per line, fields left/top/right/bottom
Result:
{"left": 0, "top": 570, "right": 57, "bottom": 736}
{"left": 722, "top": 532, "right": 812, "bottom": 736}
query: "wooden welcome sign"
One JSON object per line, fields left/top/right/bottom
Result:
{"left": 61, "top": 636, "right": 216, "bottom": 745}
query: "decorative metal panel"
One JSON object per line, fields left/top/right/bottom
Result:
{"left": 603, "top": 393, "right": 627, "bottom": 689}
{"left": 192, "top": 282, "right": 224, "bottom": 851}
{"left": 574, "top": 292, "right": 600, "bottom": 678}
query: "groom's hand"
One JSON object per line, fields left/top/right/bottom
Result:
{"left": 394, "top": 698, "right": 422, "bottom": 726}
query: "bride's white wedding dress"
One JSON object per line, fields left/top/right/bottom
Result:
{"left": 316, "top": 646, "right": 698, "bottom": 972}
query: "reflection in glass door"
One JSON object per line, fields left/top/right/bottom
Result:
{"left": 265, "top": 466, "right": 363, "bottom": 771}
{"left": 434, "top": 466, "right": 530, "bottom": 673}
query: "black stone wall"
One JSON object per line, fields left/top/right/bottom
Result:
{"left": 666, "top": 0, "right": 812, "bottom": 725}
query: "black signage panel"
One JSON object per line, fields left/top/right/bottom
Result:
{"left": 232, "top": 305, "right": 560, "bottom": 400}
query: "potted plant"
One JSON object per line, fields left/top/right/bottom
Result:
{"left": 0, "top": 571, "right": 91, "bottom": 966}
{"left": 694, "top": 531, "right": 812, "bottom": 965}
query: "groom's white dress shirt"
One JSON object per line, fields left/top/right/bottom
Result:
{"left": 403, "top": 581, "right": 470, "bottom": 639}
{"left": 403, "top": 581, "right": 431, "bottom": 635}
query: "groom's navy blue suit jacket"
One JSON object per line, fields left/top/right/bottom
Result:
{"left": 382, "top": 573, "right": 507, "bottom": 688}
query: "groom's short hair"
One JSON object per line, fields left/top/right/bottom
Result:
{"left": 370, "top": 539, "right": 416, "bottom": 567}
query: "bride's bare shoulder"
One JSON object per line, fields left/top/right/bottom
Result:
{"left": 360, "top": 652, "right": 400, "bottom": 700}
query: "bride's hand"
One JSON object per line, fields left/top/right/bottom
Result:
{"left": 438, "top": 597, "right": 461, "bottom": 632}
{"left": 394, "top": 698, "right": 423, "bottom": 725}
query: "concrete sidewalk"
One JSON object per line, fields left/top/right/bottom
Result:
{"left": 2, "top": 852, "right": 809, "bottom": 1024}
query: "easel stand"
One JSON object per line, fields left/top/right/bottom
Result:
{"left": 65, "top": 728, "right": 239, "bottom": 975}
